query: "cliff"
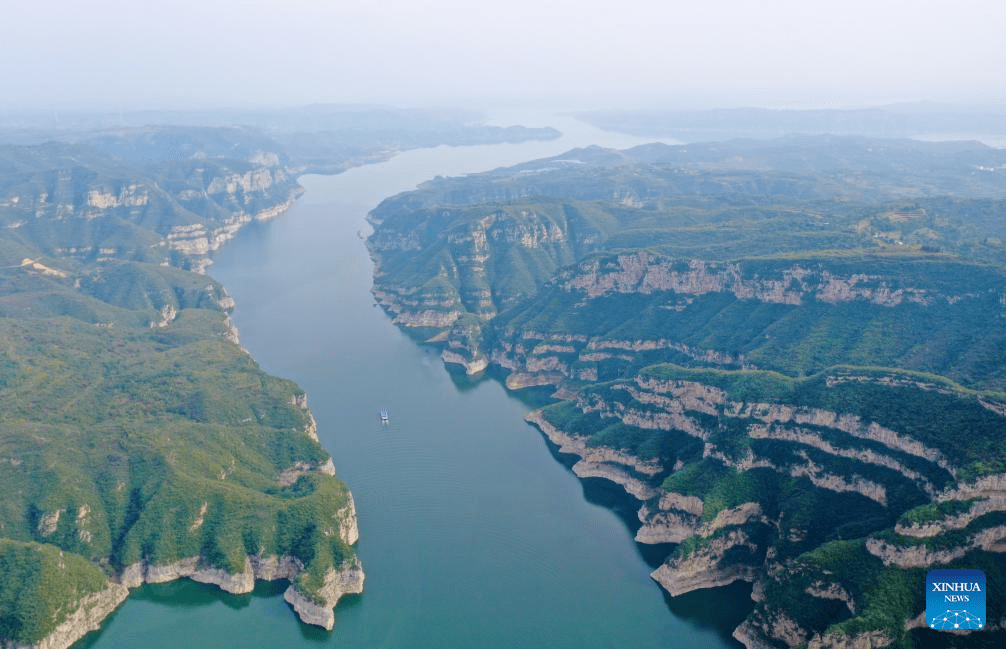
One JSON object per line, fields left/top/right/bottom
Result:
{"left": 283, "top": 559, "right": 366, "bottom": 630}
{"left": 3, "top": 583, "right": 130, "bottom": 649}
{"left": 362, "top": 136, "right": 1006, "bottom": 648}
{"left": 0, "top": 128, "right": 364, "bottom": 649}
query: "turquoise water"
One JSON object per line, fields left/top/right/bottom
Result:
{"left": 75, "top": 117, "right": 750, "bottom": 649}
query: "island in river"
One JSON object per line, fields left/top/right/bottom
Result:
{"left": 0, "top": 112, "right": 558, "bottom": 649}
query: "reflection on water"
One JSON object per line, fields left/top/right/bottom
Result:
{"left": 662, "top": 582, "right": 755, "bottom": 649}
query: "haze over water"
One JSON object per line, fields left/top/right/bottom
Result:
{"left": 73, "top": 116, "right": 750, "bottom": 649}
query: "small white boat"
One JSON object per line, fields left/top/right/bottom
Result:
{"left": 380, "top": 409, "right": 389, "bottom": 424}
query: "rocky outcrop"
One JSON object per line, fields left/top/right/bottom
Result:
{"left": 748, "top": 423, "right": 935, "bottom": 497}
{"left": 636, "top": 500, "right": 767, "bottom": 546}
{"left": 87, "top": 185, "right": 150, "bottom": 210}
{"left": 938, "top": 472, "right": 1006, "bottom": 502}
{"left": 165, "top": 190, "right": 302, "bottom": 273}
{"left": 5, "top": 582, "right": 130, "bottom": 649}
{"left": 732, "top": 611, "right": 812, "bottom": 649}
{"left": 282, "top": 558, "right": 365, "bottom": 631}
{"left": 646, "top": 501, "right": 767, "bottom": 596}
{"left": 571, "top": 461, "right": 659, "bottom": 500}
{"left": 635, "top": 376, "right": 953, "bottom": 475}
{"left": 732, "top": 618, "right": 787, "bottom": 649}
{"left": 277, "top": 458, "right": 336, "bottom": 487}
{"left": 370, "top": 288, "right": 462, "bottom": 328}
{"left": 291, "top": 393, "right": 321, "bottom": 442}
{"left": 335, "top": 494, "right": 360, "bottom": 546}
{"left": 575, "top": 376, "right": 953, "bottom": 505}
{"left": 562, "top": 252, "right": 966, "bottom": 309}
{"left": 441, "top": 349, "right": 489, "bottom": 375}
{"left": 395, "top": 309, "right": 461, "bottom": 328}
{"left": 526, "top": 409, "right": 663, "bottom": 500}
{"left": 733, "top": 611, "right": 893, "bottom": 649}
{"left": 121, "top": 556, "right": 256, "bottom": 593}
{"left": 505, "top": 372, "right": 565, "bottom": 390}
{"left": 150, "top": 304, "right": 178, "bottom": 329}
{"left": 805, "top": 581, "right": 856, "bottom": 615}
{"left": 782, "top": 451, "right": 889, "bottom": 506}
{"left": 806, "top": 630, "right": 893, "bottom": 649}
{"left": 116, "top": 546, "right": 365, "bottom": 631}
{"left": 19, "top": 259, "right": 69, "bottom": 279}
{"left": 896, "top": 498, "right": 1006, "bottom": 538}
{"left": 865, "top": 524, "right": 1006, "bottom": 568}
{"left": 36, "top": 511, "right": 60, "bottom": 536}
{"left": 585, "top": 338, "right": 744, "bottom": 368}
{"left": 653, "top": 553, "right": 761, "bottom": 597}
{"left": 84, "top": 492, "right": 364, "bottom": 640}
{"left": 635, "top": 506, "right": 700, "bottom": 544}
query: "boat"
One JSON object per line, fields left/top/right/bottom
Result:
{"left": 380, "top": 409, "right": 389, "bottom": 424}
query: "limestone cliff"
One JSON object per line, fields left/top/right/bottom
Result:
{"left": 4, "top": 583, "right": 130, "bottom": 649}
{"left": 0, "top": 136, "right": 358, "bottom": 649}
{"left": 361, "top": 138, "right": 1006, "bottom": 649}
{"left": 652, "top": 530, "right": 763, "bottom": 596}
{"left": 562, "top": 252, "right": 964, "bottom": 308}
{"left": 282, "top": 558, "right": 366, "bottom": 631}
{"left": 106, "top": 487, "right": 365, "bottom": 634}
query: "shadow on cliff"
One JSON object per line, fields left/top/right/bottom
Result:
{"left": 445, "top": 363, "right": 559, "bottom": 409}
{"left": 660, "top": 582, "right": 753, "bottom": 649}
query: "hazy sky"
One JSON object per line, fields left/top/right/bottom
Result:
{"left": 4, "top": 0, "right": 1004, "bottom": 111}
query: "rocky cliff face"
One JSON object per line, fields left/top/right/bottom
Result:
{"left": 282, "top": 558, "right": 366, "bottom": 631}
{"left": 165, "top": 189, "right": 302, "bottom": 273}
{"left": 650, "top": 502, "right": 768, "bottom": 596}
{"left": 361, "top": 140, "right": 1006, "bottom": 649}
{"left": 0, "top": 145, "right": 304, "bottom": 274}
{"left": 4, "top": 583, "right": 130, "bottom": 649}
{"left": 562, "top": 252, "right": 972, "bottom": 308}
{"left": 526, "top": 410, "right": 662, "bottom": 501}
{"left": 109, "top": 488, "right": 365, "bottom": 632}
{"left": 0, "top": 137, "right": 360, "bottom": 649}
{"left": 522, "top": 365, "right": 1006, "bottom": 648}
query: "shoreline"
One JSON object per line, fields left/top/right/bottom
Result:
{"left": 30, "top": 486, "right": 364, "bottom": 649}
{"left": 21, "top": 184, "right": 364, "bottom": 649}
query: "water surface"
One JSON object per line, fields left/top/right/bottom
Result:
{"left": 76, "top": 115, "right": 748, "bottom": 649}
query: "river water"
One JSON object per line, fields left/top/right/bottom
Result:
{"left": 74, "top": 114, "right": 750, "bottom": 649}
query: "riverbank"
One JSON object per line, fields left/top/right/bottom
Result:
{"left": 0, "top": 166, "right": 365, "bottom": 649}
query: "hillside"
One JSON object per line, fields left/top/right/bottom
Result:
{"left": 0, "top": 111, "right": 565, "bottom": 649}
{"left": 367, "top": 136, "right": 1006, "bottom": 648}
{"left": 0, "top": 127, "right": 352, "bottom": 649}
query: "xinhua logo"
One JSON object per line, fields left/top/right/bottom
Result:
{"left": 926, "top": 569, "right": 986, "bottom": 631}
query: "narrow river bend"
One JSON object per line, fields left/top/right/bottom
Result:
{"left": 75, "top": 115, "right": 749, "bottom": 649}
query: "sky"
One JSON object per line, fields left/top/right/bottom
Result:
{"left": 3, "top": 0, "right": 1005, "bottom": 111}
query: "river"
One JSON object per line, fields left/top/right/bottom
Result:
{"left": 73, "top": 113, "right": 751, "bottom": 649}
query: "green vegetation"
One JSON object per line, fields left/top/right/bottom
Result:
{"left": 0, "top": 540, "right": 111, "bottom": 645}
{"left": 899, "top": 500, "right": 976, "bottom": 526}
{"left": 368, "top": 135, "right": 1006, "bottom": 647}
{"left": 0, "top": 127, "right": 361, "bottom": 647}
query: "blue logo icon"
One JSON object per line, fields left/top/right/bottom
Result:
{"left": 926, "top": 569, "right": 986, "bottom": 631}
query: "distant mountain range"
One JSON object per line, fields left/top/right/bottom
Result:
{"left": 577, "top": 104, "right": 1006, "bottom": 145}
